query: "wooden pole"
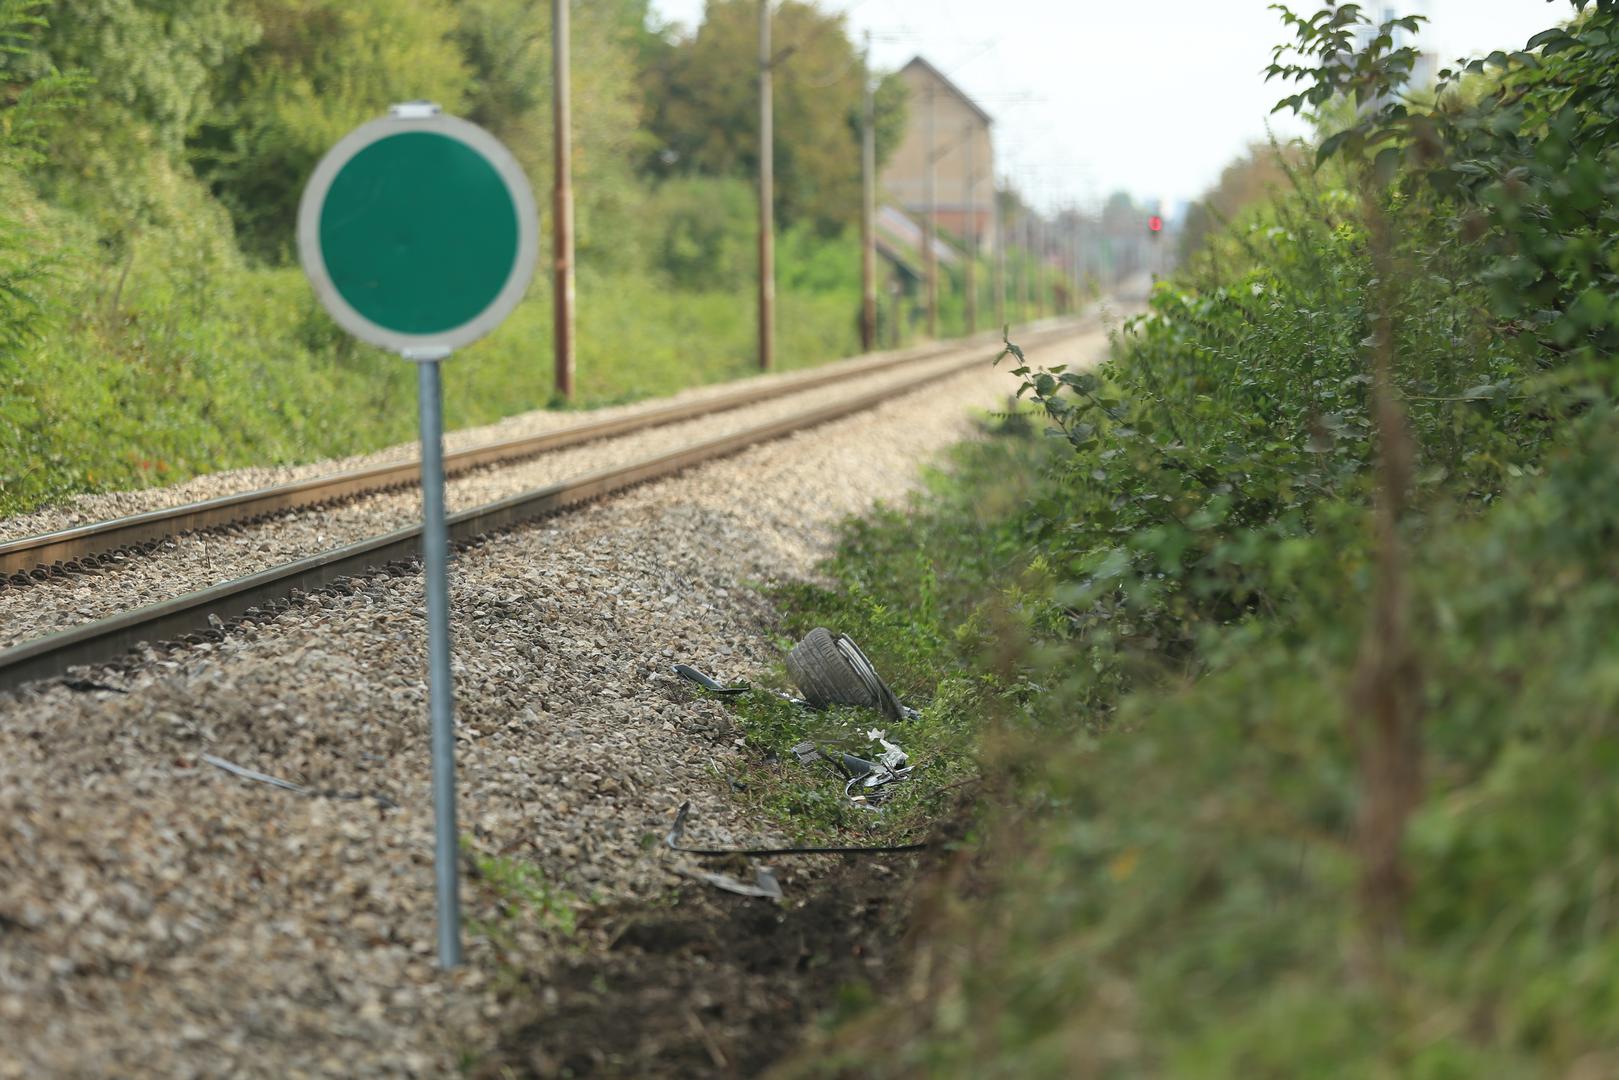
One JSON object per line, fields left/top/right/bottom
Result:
{"left": 551, "top": 0, "right": 576, "bottom": 399}
{"left": 859, "top": 31, "right": 877, "bottom": 353}
{"left": 1034, "top": 217, "right": 1045, "bottom": 318}
{"left": 1070, "top": 220, "right": 1081, "bottom": 311}
{"left": 757, "top": 0, "right": 775, "bottom": 370}
{"left": 963, "top": 122, "right": 976, "bottom": 337}
{"left": 993, "top": 183, "right": 1006, "bottom": 329}
{"left": 923, "top": 83, "right": 937, "bottom": 339}
{"left": 1016, "top": 213, "right": 1029, "bottom": 323}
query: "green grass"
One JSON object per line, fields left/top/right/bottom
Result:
{"left": 715, "top": 424, "right": 1058, "bottom": 843}
{"left": 0, "top": 257, "right": 878, "bottom": 519}
{"left": 0, "top": 223, "right": 1076, "bottom": 520}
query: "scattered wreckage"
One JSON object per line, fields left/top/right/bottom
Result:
{"left": 674, "top": 626, "right": 919, "bottom": 810}
{"left": 667, "top": 627, "right": 930, "bottom": 897}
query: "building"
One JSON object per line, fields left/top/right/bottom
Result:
{"left": 880, "top": 57, "right": 995, "bottom": 250}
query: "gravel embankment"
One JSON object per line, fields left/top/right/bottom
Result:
{"left": 0, "top": 324, "right": 1112, "bottom": 1078}
{"left": 2, "top": 343, "right": 1033, "bottom": 649}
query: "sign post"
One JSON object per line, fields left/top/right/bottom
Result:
{"left": 296, "top": 102, "right": 538, "bottom": 969}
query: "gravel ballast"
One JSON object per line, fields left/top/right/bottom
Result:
{"left": 3, "top": 342, "right": 1044, "bottom": 650}
{"left": 0, "top": 323, "right": 1113, "bottom": 1077}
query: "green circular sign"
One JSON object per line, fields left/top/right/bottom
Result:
{"left": 297, "top": 107, "right": 538, "bottom": 355}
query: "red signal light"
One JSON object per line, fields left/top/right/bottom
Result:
{"left": 1148, "top": 215, "right": 1164, "bottom": 232}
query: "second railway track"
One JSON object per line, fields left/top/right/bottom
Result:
{"left": 1, "top": 324, "right": 1073, "bottom": 580}
{"left": 0, "top": 318, "right": 1093, "bottom": 690}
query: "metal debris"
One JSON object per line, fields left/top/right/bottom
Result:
{"left": 670, "top": 663, "right": 748, "bottom": 696}
{"left": 202, "top": 753, "right": 399, "bottom": 809}
{"left": 788, "top": 734, "right": 914, "bottom": 809}
{"left": 673, "top": 863, "right": 783, "bottom": 900}
{"left": 664, "top": 801, "right": 926, "bottom": 856}
{"left": 202, "top": 753, "right": 307, "bottom": 793}
{"left": 61, "top": 678, "right": 128, "bottom": 694}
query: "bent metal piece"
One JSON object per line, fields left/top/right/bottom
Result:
{"left": 0, "top": 321, "right": 1083, "bottom": 578}
{"left": 0, "top": 327, "right": 1090, "bottom": 691}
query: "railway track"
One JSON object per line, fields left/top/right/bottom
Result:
{"left": 0, "top": 327, "right": 1061, "bottom": 580}
{"left": 0, "top": 318, "right": 1090, "bottom": 691}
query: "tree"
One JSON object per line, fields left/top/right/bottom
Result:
{"left": 640, "top": 0, "right": 905, "bottom": 234}
{"left": 185, "top": 0, "right": 471, "bottom": 261}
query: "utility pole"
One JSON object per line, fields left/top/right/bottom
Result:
{"left": 993, "top": 182, "right": 1006, "bottom": 329}
{"left": 1034, "top": 217, "right": 1045, "bottom": 318}
{"left": 551, "top": 0, "right": 575, "bottom": 399}
{"left": 1070, "top": 221, "right": 1082, "bottom": 312}
{"left": 962, "top": 122, "right": 976, "bottom": 337}
{"left": 859, "top": 31, "right": 877, "bottom": 353}
{"left": 757, "top": 0, "right": 775, "bottom": 370}
{"left": 923, "top": 83, "right": 937, "bottom": 339}
{"left": 1016, "top": 213, "right": 1029, "bottom": 323}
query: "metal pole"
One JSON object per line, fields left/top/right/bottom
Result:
{"left": 963, "top": 123, "right": 976, "bottom": 337}
{"left": 757, "top": 0, "right": 775, "bottom": 370}
{"left": 859, "top": 31, "right": 877, "bottom": 353}
{"left": 923, "top": 84, "right": 937, "bottom": 339}
{"left": 551, "top": 0, "right": 576, "bottom": 400}
{"left": 416, "top": 358, "right": 461, "bottom": 970}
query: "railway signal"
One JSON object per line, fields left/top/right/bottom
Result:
{"left": 296, "top": 102, "right": 538, "bottom": 970}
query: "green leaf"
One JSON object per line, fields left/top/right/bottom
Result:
{"left": 1525, "top": 27, "right": 1573, "bottom": 51}
{"left": 1373, "top": 146, "right": 1402, "bottom": 185}
{"left": 1316, "top": 129, "right": 1351, "bottom": 166}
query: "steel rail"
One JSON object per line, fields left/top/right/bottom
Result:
{"left": 0, "top": 320, "right": 1092, "bottom": 691}
{"left": 0, "top": 323, "right": 1071, "bottom": 578}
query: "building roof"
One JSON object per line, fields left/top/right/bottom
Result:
{"left": 901, "top": 56, "right": 994, "bottom": 128}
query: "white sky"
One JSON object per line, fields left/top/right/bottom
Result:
{"left": 647, "top": 0, "right": 1568, "bottom": 213}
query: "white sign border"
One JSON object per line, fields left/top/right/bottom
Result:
{"left": 296, "top": 111, "right": 539, "bottom": 357}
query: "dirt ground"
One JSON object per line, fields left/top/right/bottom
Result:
{"left": 472, "top": 847, "right": 932, "bottom": 1078}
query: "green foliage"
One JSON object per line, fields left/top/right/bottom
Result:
{"left": 640, "top": 0, "right": 906, "bottom": 233}
{"left": 0, "top": 1, "right": 946, "bottom": 518}
{"left": 644, "top": 176, "right": 758, "bottom": 291}
{"left": 829, "top": 409, "right": 1619, "bottom": 1077}
{"left": 1275, "top": 0, "right": 1619, "bottom": 359}
{"left": 0, "top": 0, "right": 84, "bottom": 357}
{"left": 468, "top": 849, "right": 577, "bottom": 939}
{"left": 993, "top": 159, "right": 1540, "bottom": 724}
{"left": 25, "top": 0, "right": 260, "bottom": 152}
{"left": 768, "top": 3, "right": 1619, "bottom": 1074}
{"left": 187, "top": 0, "right": 469, "bottom": 261}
